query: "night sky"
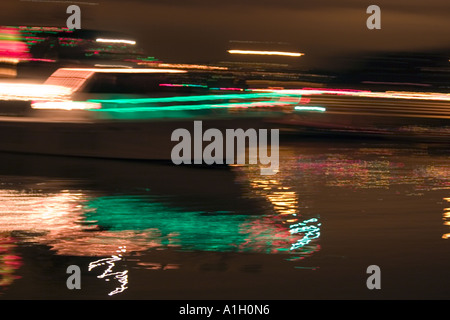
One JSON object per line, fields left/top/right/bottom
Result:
{"left": 2, "top": 0, "right": 449, "bottom": 69}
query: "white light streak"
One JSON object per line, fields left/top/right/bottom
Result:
{"left": 294, "top": 106, "right": 326, "bottom": 112}
{"left": 0, "top": 83, "right": 71, "bottom": 101}
{"left": 59, "top": 68, "right": 187, "bottom": 74}
{"left": 228, "top": 50, "right": 304, "bottom": 57}
{"left": 31, "top": 101, "right": 101, "bottom": 111}
{"left": 96, "top": 38, "right": 136, "bottom": 45}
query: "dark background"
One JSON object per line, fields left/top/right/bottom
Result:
{"left": 3, "top": 0, "right": 449, "bottom": 70}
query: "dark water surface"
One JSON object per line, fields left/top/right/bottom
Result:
{"left": 1, "top": 138, "right": 450, "bottom": 300}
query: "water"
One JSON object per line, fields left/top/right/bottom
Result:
{"left": 0, "top": 138, "right": 450, "bottom": 299}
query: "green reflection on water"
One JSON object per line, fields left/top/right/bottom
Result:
{"left": 82, "top": 194, "right": 318, "bottom": 255}
{"left": 83, "top": 195, "right": 251, "bottom": 252}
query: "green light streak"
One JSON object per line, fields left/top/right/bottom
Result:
{"left": 88, "top": 92, "right": 301, "bottom": 106}
{"left": 88, "top": 100, "right": 297, "bottom": 120}
{"left": 92, "top": 101, "right": 296, "bottom": 113}
{"left": 160, "top": 83, "right": 209, "bottom": 88}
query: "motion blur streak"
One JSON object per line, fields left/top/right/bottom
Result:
{"left": 31, "top": 101, "right": 101, "bottom": 110}
{"left": 96, "top": 38, "right": 136, "bottom": 45}
{"left": 257, "top": 88, "right": 450, "bottom": 102}
{"left": 91, "top": 101, "right": 295, "bottom": 116}
{"left": 156, "top": 63, "right": 228, "bottom": 70}
{"left": 89, "top": 92, "right": 302, "bottom": 105}
{"left": 228, "top": 50, "right": 304, "bottom": 57}
{"left": 294, "top": 106, "right": 326, "bottom": 112}
{"left": 0, "top": 83, "right": 71, "bottom": 101}
{"left": 0, "top": 27, "right": 30, "bottom": 61}
{"left": 57, "top": 68, "right": 187, "bottom": 74}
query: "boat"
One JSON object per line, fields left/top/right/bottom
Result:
{"left": 0, "top": 67, "right": 297, "bottom": 163}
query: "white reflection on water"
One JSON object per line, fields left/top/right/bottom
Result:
{"left": 89, "top": 246, "right": 128, "bottom": 296}
{"left": 0, "top": 189, "right": 86, "bottom": 233}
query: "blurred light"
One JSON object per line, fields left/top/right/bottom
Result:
{"left": 239, "top": 169, "right": 321, "bottom": 257}
{"left": 0, "top": 68, "right": 16, "bottom": 77}
{"left": 0, "top": 58, "right": 19, "bottom": 64}
{"left": 294, "top": 106, "right": 326, "bottom": 112}
{"left": 0, "top": 83, "right": 71, "bottom": 101}
{"left": 228, "top": 50, "right": 304, "bottom": 57}
{"left": 90, "top": 92, "right": 301, "bottom": 105}
{"left": 443, "top": 198, "right": 450, "bottom": 240}
{"left": 94, "top": 64, "right": 132, "bottom": 68}
{"left": 256, "top": 88, "right": 450, "bottom": 102}
{"left": 0, "top": 188, "right": 173, "bottom": 257}
{"left": 92, "top": 101, "right": 295, "bottom": 115}
{"left": 362, "top": 81, "right": 431, "bottom": 87}
{"left": 31, "top": 101, "right": 101, "bottom": 110}
{"left": 96, "top": 38, "right": 136, "bottom": 45}
{"left": 159, "top": 83, "right": 208, "bottom": 89}
{"left": 88, "top": 92, "right": 300, "bottom": 119}
{"left": 157, "top": 63, "right": 228, "bottom": 70}
{"left": 60, "top": 68, "right": 186, "bottom": 74}
{"left": 23, "top": 58, "right": 56, "bottom": 63}
{"left": 0, "top": 236, "right": 22, "bottom": 289}
{"left": 209, "top": 87, "right": 246, "bottom": 92}
{"left": 0, "top": 27, "right": 30, "bottom": 62}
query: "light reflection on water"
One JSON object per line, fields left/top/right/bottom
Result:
{"left": 443, "top": 197, "right": 450, "bottom": 240}
{"left": 0, "top": 140, "right": 450, "bottom": 298}
{"left": 0, "top": 236, "right": 22, "bottom": 293}
{"left": 0, "top": 162, "right": 317, "bottom": 296}
{"left": 88, "top": 247, "right": 129, "bottom": 296}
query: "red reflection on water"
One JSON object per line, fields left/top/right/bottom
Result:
{"left": 0, "top": 235, "right": 22, "bottom": 291}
